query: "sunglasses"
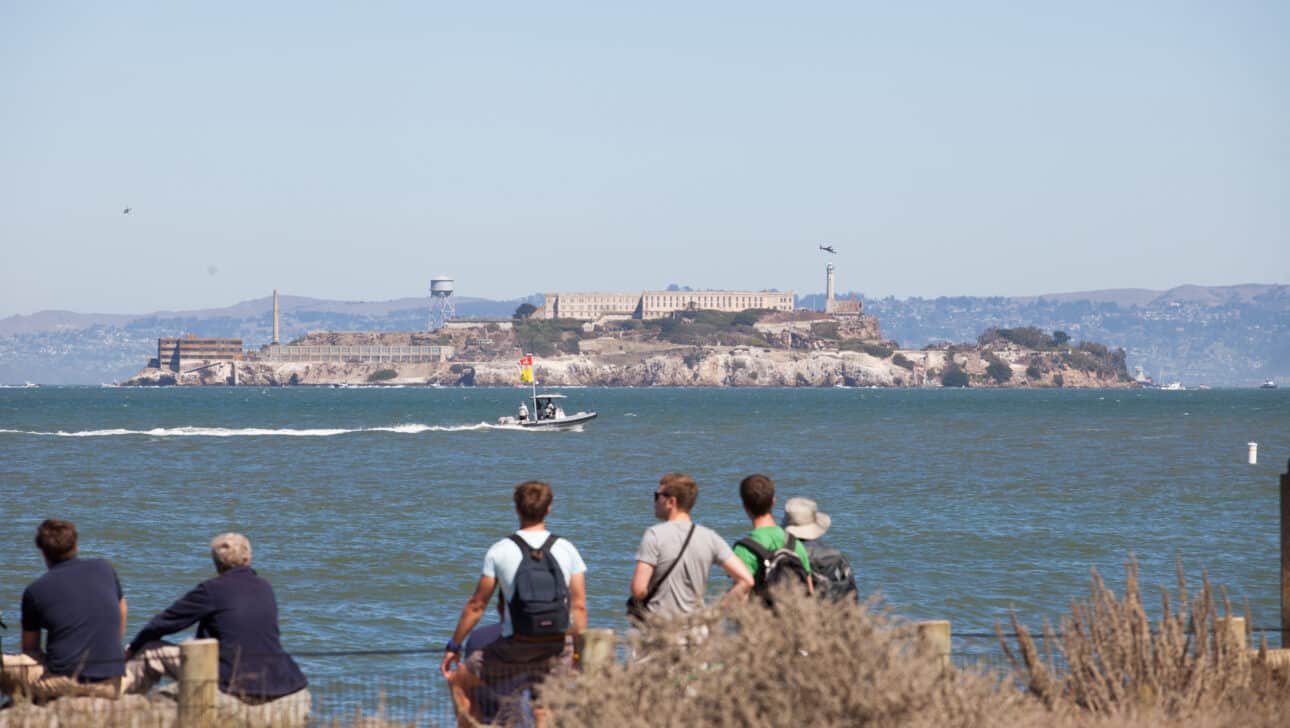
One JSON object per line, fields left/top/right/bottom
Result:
{"left": 653, "top": 490, "right": 671, "bottom": 501}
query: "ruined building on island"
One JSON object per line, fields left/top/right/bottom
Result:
{"left": 539, "top": 263, "right": 866, "bottom": 323}
{"left": 538, "top": 290, "right": 795, "bottom": 320}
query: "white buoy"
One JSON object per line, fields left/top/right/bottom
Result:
{"left": 1248, "top": 442, "right": 1258, "bottom": 465}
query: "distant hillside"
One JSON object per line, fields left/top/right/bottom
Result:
{"left": 2, "top": 285, "right": 1286, "bottom": 386}
{"left": 0, "top": 294, "right": 540, "bottom": 384}
{"left": 848, "top": 284, "right": 1289, "bottom": 387}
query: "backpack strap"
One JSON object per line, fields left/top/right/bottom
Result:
{"left": 641, "top": 523, "right": 696, "bottom": 607}
{"left": 508, "top": 532, "right": 559, "bottom": 560}
{"left": 736, "top": 537, "right": 773, "bottom": 564}
{"left": 784, "top": 532, "right": 798, "bottom": 551}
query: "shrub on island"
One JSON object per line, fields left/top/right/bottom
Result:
{"left": 367, "top": 369, "right": 397, "bottom": 383}
{"left": 941, "top": 364, "right": 969, "bottom": 387}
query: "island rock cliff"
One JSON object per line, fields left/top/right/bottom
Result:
{"left": 122, "top": 343, "right": 1132, "bottom": 388}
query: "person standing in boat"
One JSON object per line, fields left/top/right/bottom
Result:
{"left": 518, "top": 402, "right": 529, "bottom": 422}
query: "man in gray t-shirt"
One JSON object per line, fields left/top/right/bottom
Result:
{"left": 631, "top": 473, "right": 754, "bottom": 618}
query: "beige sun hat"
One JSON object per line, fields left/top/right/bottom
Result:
{"left": 782, "top": 497, "right": 831, "bottom": 540}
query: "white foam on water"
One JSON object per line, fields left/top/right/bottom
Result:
{"left": 0, "top": 423, "right": 501, "bottom": 438}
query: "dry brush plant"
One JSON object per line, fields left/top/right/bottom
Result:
{"left": 542, "top": 590, "right": 1041, "bottom": 728}
{"left": 999, "top": 558, "right": 1290, "bottom": 725}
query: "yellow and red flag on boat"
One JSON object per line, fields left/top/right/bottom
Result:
{"left": 519, "top": 355, "right": 534, "bottom": 383}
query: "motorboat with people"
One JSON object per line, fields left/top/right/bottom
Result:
{"left": 1260, "top": 380, "right": 1278, "bottom": 390}
{"left": 498, "top": 354, "right": 597, "bottom": 430}
{"left": 497, "top": 393, "right": 597, "bottom": 430}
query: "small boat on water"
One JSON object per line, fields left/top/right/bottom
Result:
{"left": 497, "top": 355, "right": 597, "bottom": 430}
{"left": 498, "top": 393, "right": 597, "bottom": 430}
{"left": 1160, "top": 381, "right": 1185, "bottom": 391}
{"left": 1260, "top": 380, "right": 1278, "bottom": 390}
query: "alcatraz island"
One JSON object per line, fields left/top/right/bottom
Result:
{"left": 122, "top": 266, "right": 1133, "bottom": 388}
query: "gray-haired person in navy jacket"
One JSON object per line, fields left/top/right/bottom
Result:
{"left": 124, "top": 533, "right": 309, "bottom": 721}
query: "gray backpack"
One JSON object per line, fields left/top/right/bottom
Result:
{"left": 736, "top": 532, "right": 811, "bottom": 606}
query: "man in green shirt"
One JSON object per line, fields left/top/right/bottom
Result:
{"left": 733, "top": 474, "right": 813, "bottom": 601}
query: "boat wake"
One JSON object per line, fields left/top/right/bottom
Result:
{"left": 0, "top": 423, "right": 511, "bottom": 438}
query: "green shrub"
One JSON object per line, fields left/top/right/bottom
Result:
{"left": 1077, "top": 340, "right": 1109, "bottom": 356}
{"left": 863, "top": 342, "right": 894, "bottom": 359}
{"left": 514, "top": 319, "right": 582, "bottom": 356}
{"left": 986, "top": 360, "right": 1013, "bottom": 384}
{"left": 941, "top": 363, "right": 969, "bottom": 387}
{"left": 732, "top": 309, "right": 769, "bottom": 327}
{"left": 690, "top": 309, "right": 737, "bottom": 327}
{"left": 892, "top": 353, "right": 915, "bottom": 370}
{"left": 1053, "top": 374, "right": 1064, "bottom": 387}
{"left": 367, "top": 369, "right": 397, "bottom": 382}
{"left": 683, "top": 350, "right": 703, "bottom": 368}
{"left": 812, "top": 321, "right": 840, "bottom": 339}
{"left": 839, "top": 340, "right": 893, "bottom": 358}
{"left": 1062, "top": 350, "right": 1099, "bottom": 372}
{"left": 1025, "top": 364, "right": 1042, "bottom": 379}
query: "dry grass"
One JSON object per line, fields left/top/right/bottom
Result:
{"left": 1000, "top": 558, "right": 1290, "bottom": 726}
{"left": 542, "top": 591, "right": 1043, "bottom": 728}
{"left": 7, "top": 560, "right": 1290, "bottom": 726}
{"left": 539, "top": 561, "right": 1290, "bottom": 728}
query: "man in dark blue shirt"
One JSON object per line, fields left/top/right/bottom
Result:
{"left": 123, "top": 532, "right": 309, "bottom": 721}
{"left": 0, "top": 519, "right": 127, "bottom": 702}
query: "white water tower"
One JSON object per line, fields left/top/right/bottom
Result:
{"left": 428, "top": 276, "right": 456, "bottom": 330}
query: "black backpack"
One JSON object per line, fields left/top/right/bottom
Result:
{"left": 736, "top": 531, "right": 811, "bottom": 605}
{"left": 506, "top": 534, "right": 570, "bottom": 637}
{"left": 805, "top": 542, "right": 859, "bottom": 603}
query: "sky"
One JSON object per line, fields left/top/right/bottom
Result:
{"left": 1, "top": 2, "right": 1287, "bottom": 317}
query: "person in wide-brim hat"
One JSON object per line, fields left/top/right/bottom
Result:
{"left": 782, "top": 497, "right": 831, "bottom": 541}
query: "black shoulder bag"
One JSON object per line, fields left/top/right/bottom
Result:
{"left": 626, "top": 523, "right": 697, "bottom": 623}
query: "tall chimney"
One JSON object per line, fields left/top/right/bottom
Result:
{"left": 826, "top": 263, "right": 835, "bottom": 306}
{"left": 272, "top": 289, "right": 280, "bottom": 345}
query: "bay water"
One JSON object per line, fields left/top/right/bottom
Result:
{"left": 2, "top": 386, "right": 1287, "bottom": 719}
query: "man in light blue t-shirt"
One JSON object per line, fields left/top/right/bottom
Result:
{"left": 440, "top": 480, "right": 586, "bottom": 724}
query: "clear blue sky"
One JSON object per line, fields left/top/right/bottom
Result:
{"left": 2, "top": 2, "right": 1286, "bottom": 316}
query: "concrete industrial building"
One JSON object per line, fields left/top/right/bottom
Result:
{"left": 157, "top": 336, "right": 244, "bottom": 371}
{"left": 539, "top": 290, "right": 794, "bottom": 321}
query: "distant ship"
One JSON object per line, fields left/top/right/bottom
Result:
{"left": 1260, "top": 380, "right": 1277, "bottom": 390}
{"left": 1160, "top": 382, "right": 1185, "bottom": 391}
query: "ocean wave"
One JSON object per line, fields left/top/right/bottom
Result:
{"left": 0, "top": 423, "right": 505, "bottom": 438}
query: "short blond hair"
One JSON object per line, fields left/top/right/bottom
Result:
{"left": 210, "top": 532, "right": 252, "bottom": 572}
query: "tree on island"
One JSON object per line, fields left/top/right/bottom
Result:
{"left": 941, "top": 363, "right": 969, "bottom": 387}
{"left": 513, "top": 303, "right": 537, "bottom": 319}
{"left": 986, "top": 359, "right": 1013, "bottom": 384}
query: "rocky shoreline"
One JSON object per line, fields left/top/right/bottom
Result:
{"left": 121, "top": 344, "right": 1135, "bottom": 388}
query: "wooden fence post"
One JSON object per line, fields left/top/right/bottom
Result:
{"left": 179, "top": 638, "right": 219, "bottom": 726}
{"left": 1281, "top": 458, "right": 1289, "bottom": 649}
{"left": 916, "top": 620, "right": 951, "bottom": 670}
{"left": 577, "top": 629, "right": 615, "bottom": 671}
{"left": 1217, "top": 616, "right": 1247, "bottom": 650}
